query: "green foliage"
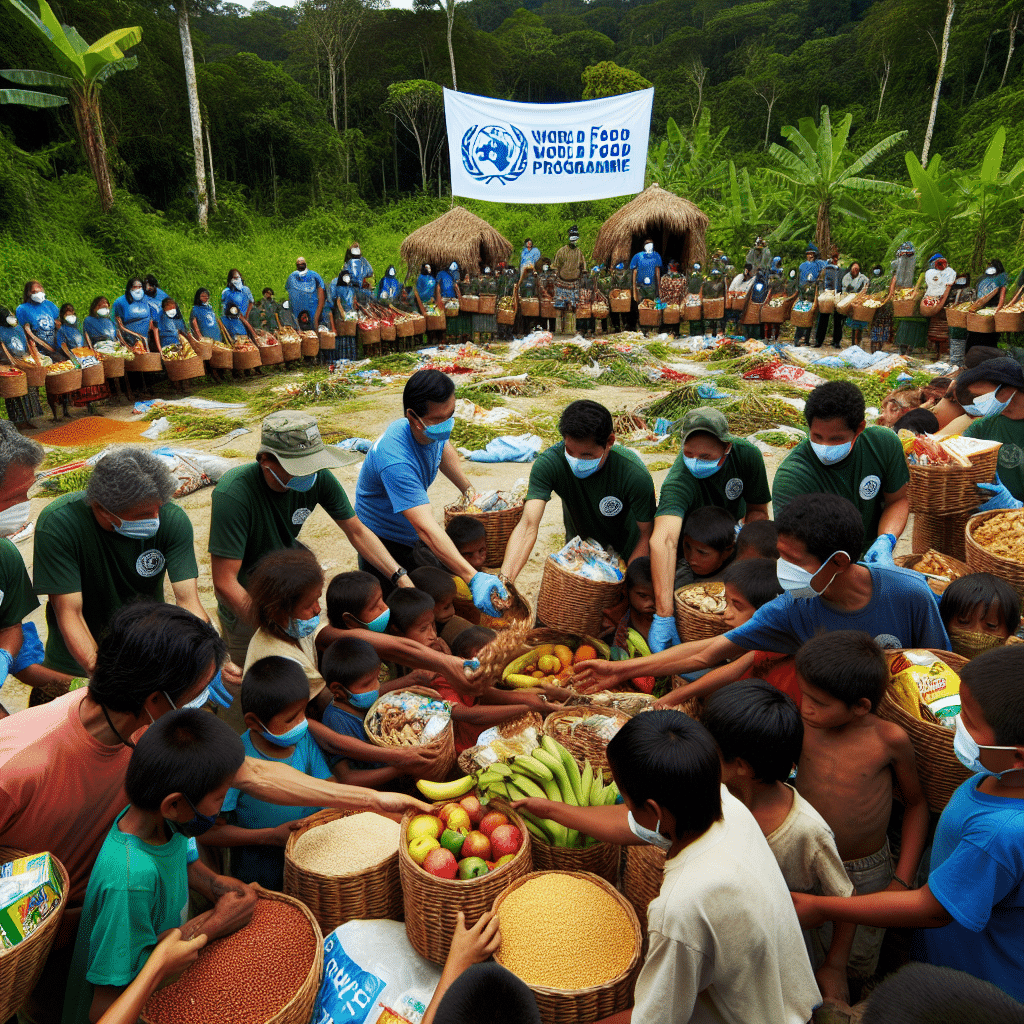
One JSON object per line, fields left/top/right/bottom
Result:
{"left": 581, "top": 61, "right": 652, "bottom": 99}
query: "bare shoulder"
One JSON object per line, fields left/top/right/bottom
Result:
{"left": 870, "top": 713, "right": 915, "bottom": 756}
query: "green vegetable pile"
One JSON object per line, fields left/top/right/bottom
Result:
{"left": 449, "top": 420, "right": 504, "bottom": 450}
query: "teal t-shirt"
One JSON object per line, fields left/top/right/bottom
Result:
{"left": 656, "top": 439, "right": 771, "bottom": 523}
{"left": 526, "top": 443, "right": 656, "bottom": 558}
{"left": 772, "top": 426, "right": 910, "bottom": 557}
{"left": 62, "top": 808, "right": 190, "bottom": 1024}
{"left": 964, "top": 413, "right": 1024, "bottom": 503}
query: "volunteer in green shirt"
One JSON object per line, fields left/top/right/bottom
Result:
{"left": 648, "top": 408, "right": 770, "bottom": 652}
{"left": 772, "top": 380, "right": 909, "bottom": 562}
{"left": 956, "top": 357, "right": 1024, "bottom": 508}
{"left": 209, "top": 411, "right": 414, "bottom": 669}
{"left": 500, "top": 400, "right": 656, "bottom": 583}
{"left": 33, "top": 447, "right": 208, "bottom": 681}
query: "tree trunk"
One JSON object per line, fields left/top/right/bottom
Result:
{"left": 204, "top": 114, "right": 217, "bottom": 213}
{"left": 921, "top": 0, "right": 955, "bottom": 166}
{"left": 876, "top": 56, "right": 891, "bottom": 122}
{"left": 177, "top": 3, "right": 208, "bottom": 231}
{"left": 72, "top": 88, "right": 114, "bottom": 212}
{"left": 763, "top": 95, "right": 775, "bottom": 150}
{"left": 972, "top": 32, "right": 992, "bottom": 102}
{"left": 342, "top": 57, "right": 349, "bottom": 184}
{"left": 1001, "top": 11, "right": 1020, "bottom": 88}
{"left": 446, "top": 0, "right": 458, "bottom": 89}
{"left": 328, "top": 50, "right": 338, "bottom": 130}
{"left": 816, "top": 199, "right": 831, "bottom": 255}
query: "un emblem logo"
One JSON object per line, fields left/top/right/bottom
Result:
{"left": 461, "top": 124, "right": 528, "bottom": 185}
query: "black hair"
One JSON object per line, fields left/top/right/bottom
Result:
{"left": 606, "top": 711, "right": 722, "bottom": 837}
{"left": 247, "top": 549, "right": 324, "bottom": 636}
{"left": 386, "top": 588, "right": 437, "bottom": 635}
{"left": 225, "top": 268, "right": 242, "bottom": 287}
{"left": 124, "top": 277, "right": 143, "bottom": 301}
{"left": 321, "top": 637, "right": 382, "bottom": 691}
{"left": 404, "top": 368, "right": 455, "bottom": 418}
{"left": 892, "top": 408, "right": 940, "bottom": 434}
{"left": 433, "top": 963, "right": 542, "bottom": 1024}
{"left": 959, "top": 646, "right": 1024, "bottom": 746}
{"left": 192, "top": 287, "right": 210, "bottom": 307}
{"left": 795, "top": 631, "right": 887, "bottom": 710}
{"left": 776, "top": 493, "right": 864, "bottom": 564}
{"left": 125, "top": 709, "right": 245, "bottom": 811}
{"left": 240, "top": 656, "right": 310, "bottom": 724}
{"left": 625, "top": 555, "right": 652, "bottom": 592}
{"left": 144, "top": 274, "right": 160, "bottom": 289}
{"left": 723, "top": 557, "right": 783, "bottom": 609}
{"left": 325, "top": 570, "right": 382, "bottom": 626}
{"left": 558, "top": 399, "right": 613, "bottom": 447}
{"left": 446, "top": 515, "right": 487, "bottom": 549}
{"left": 804, "top": 380, "right": 866, "bottom": 431}
{"left": 89, "top": 602, "right": 227, "bottom": 715}
{"left": 408, "top": 565, "right": 458, "bottom": 602}
{"left": 986, "top": 258, "right": 1005, "bottom": 276}
{"left": 703, "top": 679, "right": 802, "bottom": 783}
{"left": 450, "top": 625, "right": 496, "bottom": 659}
{"left": 735, "top": 520, "right": 778, "bottom": 559}
{"left": 682, "top": 505, "right": 737, "bottom": 553}
{"left": 939, "top": 573, "right": 1021, "bottom": 635}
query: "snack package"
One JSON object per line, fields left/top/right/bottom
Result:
{"left": 365, "top": 692, "right": 451, "bottom": 746}
{"left": 888, "top": 650, "right": 961, "bottom": 726}
{"left": 0, "top": 852, "right": 64, "bottom": 949}
{"left": 551, "top": 536, "right": 625, "bottom": 582}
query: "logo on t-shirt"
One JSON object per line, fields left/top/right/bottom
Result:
{"left": 874, "top": 632, "right": 903, "bottom": 650}
{"left": 599, "top": 496, "right": 623, "bottom": 517}
{"left": 136, "top": 550, "right": 166, "bottom": 578}
{"left": 292, "top": 508, "right": 312, "bottom": 525}
{"left": 859, "top": 475, "right": 881, "bottom": 500}
{"left": 998, "top": 444, "right": 1023, "bottom": 470}
{"left": 725, "top": 477, "right": 744, "bottom": 500}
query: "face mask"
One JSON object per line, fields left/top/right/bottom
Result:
{"left": 131, "top": 288, "right": 144, "bottom": 301}
{"left": 873, "top": 269, "right": 882, "bottom": 276}
{"left": 231, "top": 278, "right": 241, "bottom": 287}
{"left": 110, "top": 510, "right": 161, "bottom": 540}
{"left": 5, "top": 316, "right": 16, "bottom": 327}
{"left": 259, "top": 717, "right": 309, "bottom": 748}
{"left": 227, "top": 307, "right": 239, "bottom": 317}
{"left": 693, "top": 263, "right": 701, "bottom": 272}
{"left": 644, "top": 243, "right": 653, "bottom": 253}
{"left": 777, "top": 552, "right": 845, "bottom": 600}
{"left": 0, "top": 501, "right": 31, "bottom": 537}
{"left": 173, "top": 793, "right": 218, "bottom": 837}
{"left": 343, "top": 687, "right": 379, "bottom": 709}
{"left": 985, "top": 266, "right": 996, "bottom": 275}
{"left": 956, "top": 278, "right": 966, "bottom": 287}
{"left": 964, "top": 387, "right": 1011, "bottom": 418}
{"left": 30, "top": 291, "right": 44, "bottom": 303}
{"left": 423, "top": 265, "right": 432, "bottom": 275}
{"left": 413, "top": 412, "right": 454, "bottom": 442}
{"left": 564, "top": 450, "right": 603, "bottom": 479}
{"left": 952, "top": 715, "right": 1019, "bottom": 778}
{"left": 789, "top": 270, "right": 797, "bottom": 279}
{"left": 97, "top": 307, "right": 110, "bottom": 317}
{"left": 627, "top": 810, "right": 672, "bottom": 851}
{"left": 810, "top": 439, "right": 854, "bottom": 466}
{"left": 286, "top": 614, "right": 320, "bottom": 639}
{"left": 351, "top": 247, "right": 361, "bottom": 257}
{"left": 387, "top": 267, "right": 396, "bottom": 277}
{"left": 267, "top": 464, "right": 318, "bottom": 492}
{"left": 450, "top": 263, "right": 458, "bottom": 273}
{"left": 484, "top": 267, "right": 491, "bottom": 275}
{"left": 282, "top": 300, "right": 290, "bottom": 309}
{"left": 165, "top": 308, "right": 177, "bottom": 319}
{"left": 165, "top": 682, "right": 213, "bottom": 712}
{"left": 683, "top": 455, "right": 722, "bottom": 479}
{"left": 543, "top": 264, "right": 550, "bottom": 272}
{"left": 64, "top": 314, "right": 77, "bottom": 325}
{"left": 360, "top": 607, "right": 391, "bottom": 633}
{"left": 341, "top": 276, "right": 351, "bottom": 286}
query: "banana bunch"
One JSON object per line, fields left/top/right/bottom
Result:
{"left": 476, "top": 735, "right": 619, "bottom": 849}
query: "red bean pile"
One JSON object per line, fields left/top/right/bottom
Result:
{"left": 144, "top": 900, "right": 317, "bottom": 1024}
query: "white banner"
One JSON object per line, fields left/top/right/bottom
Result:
{"left": 444, "top": 88, "right": 653, "bottom": 204}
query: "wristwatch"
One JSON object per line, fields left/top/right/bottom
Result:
{"left": 391, "top": 567, "right": 408, "bottom": 585}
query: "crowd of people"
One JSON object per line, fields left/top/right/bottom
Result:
{"left": 1, "top": 350, "right": 1023, "bottom": 1022}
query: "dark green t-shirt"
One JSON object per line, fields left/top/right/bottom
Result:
{"left": 33, "top": 493, "right": 199, "bottom": 675}
{"left": 964, "top": 413, "right": 1024, "bottom": 502}
{"left": 656, "top": 439, "right": 771, "bottom": 523}
{"left": 772, "top": 425, "right": 910, "bottom": 556}
{"left": 526, "top": 443, "right": 656, "bottom": 558}
{"left": 0, "top": 538, "right": 39, "bottom": 629}
{"left": 208, "top": 462, "right": 354, "bottom": 623}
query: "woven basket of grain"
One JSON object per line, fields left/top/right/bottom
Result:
{"left": 760, "top": 295, "right": 795, "bottom": 323}
{"left": 395, "top": 318, "right": 415, "bottom": 339}
{"left": 536, "top": 557, "right": 623, "bottom": 637}
{"left": 80, "top": 361, "right": 105, "bottom": 387}
{"left": 702, "top": 297, "right": 725, "bottom": 319}
{"left": 15, "top": 360, "right": 47, "bottom": 388}
{"left": 893, "top": 293, "right": 920, "bottom": 318}
{"left": 966, "top": 310, "right": 997, "bottom": 333}
{"left": 321, "top": 328, "right": 339, "bottom": 350}
{"left": 258, "top": 341, "right": 285, "bottom": 366}
{"left": 478, "top": 295, "right": 497, "bottom": 315}
{"left": 413, "top": 315, "right": 427, "bottom": 334}
{"left": 816, "top": 289, "right": 836, "bottom": 314}
{"left": 673, "top": 582, "right": 729, "bottom": 642}
{"left": 965, "top": 510, "right": 1024, "bottom": 600}
{"left": 945, "top": 303, "right": 969, "bottom": 328}
{"left": 994, "top": 287, "right": 1024, "bottom": 332}
{"left": 0, "top": 369, "right": 28, "bottom": 399}
{"left": 380, "top": 323, "right": 397, "bottom": 344}
{"left": 130, "top": 351, "right": 162, "bottom": 372}
{"left": 336, "top": 316, "right": 357, "bottom": 338}
{"left": 358, "top": 322, "right": 381, "bottom": 347}
{"left": 496, "top": 307, "right": 516, "bottom": 325}
{"left": 427, "top": 312, "right": 447, "bottom": 331}
{"left": 163, "top": 354, "right": 205, "bottom": 382}
{"left": 852, "top": 298, "right": 883, "bottom": 326}
{"left": 280, "top": 339, "right": 302, "bottom": 361}
{"left": 683, "top": 297, "right": 703, "bottom": 322}
{"left": 100, "top": 355, "right": 125, "bottom": 379}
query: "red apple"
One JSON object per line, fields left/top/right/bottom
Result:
{"left": 457, "top": 856, "right": 489, "bottom": 880}
{"left": 490, "top": 824, "right": 522, "bottom": 859}
{"left": 479, "top": 811, "right": 509, "bottom": 838}
{"left": 485, "top": 860, "right": 498, "bottom": 870}
{"left": 437, "top": 803, "right": 459, "bottom": 825}
{"left": 461, "top": 830, "right": 491, "bottom": 861}
{"left": 408, "top": 836, "right": 440, "bottom": 865}
{"left": 423, "top": 847, "right": 458, "bottom": 879}
{"left": 439, "top": 805, "right": 471, "bottom": 833}
{"left": 459, "top": 793, "right": 484, "bottom": 826}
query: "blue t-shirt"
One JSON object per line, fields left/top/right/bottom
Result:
{"left": 221, "top": 283, "right": 253, "bottom": 318}
{"left": 629, "top": 251, "right": 662, "bottom": 287}
{"left": 0, "top": 322, "right": 30, "bottom": 359}
{"left": 520, "top": 245, "right": 542, "bottom": 268}
{"left": 222, "top": 313, "right": 248, "bottom": 338}
{"left": 285, "top": 270, "right": 326, "bottom": 321}
{"left": 143, "top": 288, "right": 168, "bottom": 320}
{"left": 355, "top": 418, "right": 445, "bottom": 546}
{"left": 415, "top": 274, "right": 437, "bottom": 305}
{"left": 322, "top": 702, "right": 384, "bottom": 769}
{"left": 725, "top": 565, "right": 950, "bottom": 654}
{"left": 191, "top": 303, "right": 219, "bottom": 339}
{"left": 220, "top": 729, "right": 332, "bottom": 889}
{"left": 345, "top": 256, "right": 373, "bottom": 285}
{"left": 377, "top": 275, "right": 400, "bottom": 301}
{"left": 157, "top": 310, "right": 186, "bottom": 348}
{"left": 819, "top": 264, "right": 843, "bottom": 291}
{"left": 437, "top": 270, "right": 458, "bottom": 299}
{"left": 798, "top": 258, "right": 825, "bottom": 286}
{"left": 330, "top": 281, "right": 356, "bottom": 313}
{"left": 113, "top": 296, "right": 154, "bottom": 339}
{"left": 16, "top": 299, "right": 59, "bottom": 347}
{"left": 915, "top": 775, "right": 1024, "bottom": 1000}
{"left": 83, "top": 314, "right": 117, "bottom": 346}
{"left": 54, "top": 324, "right": 84, "bottom": 358}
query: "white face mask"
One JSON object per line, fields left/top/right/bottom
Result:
{"left": 297, "top": 267, "right": 308, "bottom": 277}
{"left": 166, "top": 308, "right": 177, "bottom": 319}
{"left": 5, "top": 316, "right": 16, "bottom": 327}
{"left": 644, "top": 243, "right": 653, "bottom": 253}
{"left": 282, "top": 300, "right": 290, "bottom": 309}
{"left": 64, "top": 314, "right": 77, "bottom": 325}
{"left": 231, "top": 278, "right": 241, "bottom": 287}
{"left": 97, "top": 307, "right": 110, "bottom": 317}
{"left": 30, "top": 291, "right": 44, "bottom": 303}
{"left": 351, "top": 248, "right": 361, "bottom": 257}
{"left": 0, "top": 501, "right": 31, "bottom": 537}
{"left": 131, "top": 288, "right": 144, "bottom": 301}
{"left": 985, "top": 266, "right": 996, "bottom": 275}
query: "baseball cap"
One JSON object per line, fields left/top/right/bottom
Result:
{"left": 258, "top": 411, "right": 359, "bottom": 473}
{"left": 680, "top": 408, "right": 734, "bottom": 444}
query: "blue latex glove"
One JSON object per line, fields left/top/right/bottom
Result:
{"left": 977, "top": 475, "right": 1023, "bottom": 511}
{"left": 648, "top": 613, "right": 681, "bottom": 654}
{"left": 207, "top": 668, "right": 235, "bottom": 710}
{"left": 470, "top": 572, "right": 509, "bottom": 616}
{"left": 863, "top": 533, "right": 897, "bottom": 566}
{"left": 0, "top": 647, "right": 12, "bottom": 688}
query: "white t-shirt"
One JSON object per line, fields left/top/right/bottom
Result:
{"left": 632, "top": 788, "right": 820, "bottom": 1024}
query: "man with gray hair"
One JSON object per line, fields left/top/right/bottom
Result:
{"left": 32, "top": 445, "right": 208, "bottom": 681}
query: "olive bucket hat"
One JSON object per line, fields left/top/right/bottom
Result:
{"left": 258, "top": 411, "right": 359, "bottom": 472}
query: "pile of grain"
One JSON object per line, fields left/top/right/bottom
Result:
{"left": 291, "top": 812, "right": 400, "bottom": 875}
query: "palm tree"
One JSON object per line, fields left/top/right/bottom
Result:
{"left": 0, "top": 0, "right": 141, "bottom": 212}
{"left": 768, "top": 106, "right": 908, "bottom": 255}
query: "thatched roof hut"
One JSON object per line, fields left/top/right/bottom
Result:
{"left": 593, "top": 184, "right": 709, "bottom": 271}
{"left": 401, "top": 206, "right": 512, "bottom": 275}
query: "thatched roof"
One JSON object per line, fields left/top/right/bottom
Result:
{"left": 593, "top": 183, "right": 709, "bottom": 270}
{"left": 401, "top": 206, "right": 512, "bottom": 275}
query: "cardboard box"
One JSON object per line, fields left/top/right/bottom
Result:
{"left": 0, "top": 852, "right": 64, "bottom": 950}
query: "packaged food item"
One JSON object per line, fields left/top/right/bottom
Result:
{"left": 365, "top": 692, "right": 451, "bottom": 746}
{"left": 450, "top": 479, "right": 527, "bottom": 514}
{"left": 888, "top": 650, "right": 961, "bottom": 725}
{"left": 972, "top": 509, "right": 1024, "bottom": 562}
{"left": 551, "top": 536, "right": 625, "bottom": 582}
{"left": 0, "top": 851, "right": 64, "bottom": 949}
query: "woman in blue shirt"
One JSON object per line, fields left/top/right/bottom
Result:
{"left": 142, "top": 275, "right": 168, "bottom": 319}
{"left": 0, "top": 303, "right": 44, "bottom": 425}
{"left": 344, "top": 244, "right": 373, "bottom": 304}
{"left": 376, "top": 266, "right": 401, "bottom": 303}
{"left": 437, "top": 260, "right": 467, "bottom": 342}
{"left": 55, "top": 303, "right": 106, "bottom": 415}
{"left": 190, "top": 287, "right": 220, "bottom": 341}
{"left": 967, "top": 259, "right": 1009, "bottom": 352}
{"left": 84, "top": 295, "right": 132, "bottom": 404}
{"left": 285, "top": 256, "right": 327, "bottom": 332}
{"left": 415, "top": 263, "right": 441, "bottom": 344}
{"left": 16, "top": 279, "right": 60, "bottom": 360}
{"left": 113, "top": 277, "right": 157, "bottom": 351}
{"left": 330, "top": 271, "right": 358, "bottom": 361}
{"left": 221, "top": 268, "right": 254, "bottom": 322}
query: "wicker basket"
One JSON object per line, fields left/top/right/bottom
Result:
{"left": 443, "top": 503, "right": 525, "bottom": 566}
{"left": 918, "top": 295, "right": 945, "bottom": 319}
{"left": 258, "top": 343, "right": 285, "bottom": 366}
{"left": 399, "top": 800, "right": 531, "bottom": 964}
{"left": 321, "top": 329, "right": 339, "bottom": 350}
{"left": 496, "top": 308, "right": 516, "bottom": 325}
{"left": 520, "top": 298, "right": 540, "bottom": 316}
{"left": 907, "top": 447, "right": 1000, "bottom": 515}
{"left": 457, "top": 712, "right": 543, "bottom": 775}
{"left": 299, "top": 333, "right": 320, "bottom": 357}
{"left": 945, "top": 304, "right": 969, "bottom": 329}
{"left": 912, "top": 509, "right": 972, "bottom": 561}
{"left": 460, "top": 295, "right": 480, "bottom": 314}
{"left": 44, "top": 368, "right": 82, "bottom": 396}
{"left": 529, "top": 836, "right": 619, "bottom": 885}
{"left": 140, "top": 887, "right": 323, "bottom": 1024}
{"left": 413, "top": 315, "right": 427, "bottom": 335}
{"left": 637, "top": 307, "right": 661, "bottom": 327}
{"left": 359, "top": 324, "right": 381, "bottom": 347}
{"left": 894, "top": 551, "right": 970, "bottom": 595}
{"left": 540, "top": 299, "right": 557, "bottom": 319}
{"left": 131, "top": 350, "right": 163, "bottom": 372}
{"left": 15, "top": 361, "right": 48, "bottom": 388}
{"left": 949, "top": 629, "right": 1008, "bottom": 661}
{"left": 576, "top": 303, "right": 592, "bottom": 320}
{"left": 337, "top": 317, "right": 357, "bottom": 338}
{"left": 673, "top": 583, "right": 729, "bottom": 643}
{"left": 281, "top": 339, "right": 302, "bottom": 361}
{"left": 427, "top": 313, "right": 447, "bottom": 331}
{"left": 621, "top": 843, "right": 665, "bottom": 937}
{"left": 233, "top": 346, "right": 262, "bottom": 371}
{"left": 100, "top": 355, "right": 125, "bottom": 378}
{"left": 702, "top": 296, "right": 725, "bottom": 319}
{"left": 610, "top": 290, "right": 632, "bottom": 313}
{"left": 163, "top": 355, "right": 205, "bottom": 382}
{"left": 994, "top": 287, "right": 1024, "bottom": 332}
{"left": 284, "top": 809, "right": 401, "bottom": 933}
{"left": 790, "top": 297, "right": 817, "bottom": 328}
{"left": 966, "top": 311, "right": 996, "bottom": 333}
{"left": 760, "top": 296, "right": 794, "bottom": 323}
{"left": 965, "top": 511, "right": 1024, "bottom": 600}
{"left": 542, "top": 706, "right": 629, "bottom": 777}
{"left": 660, "top": 304, "right": 679, "bottom": 325}
{"left": 491, "top": 871, "right": 641, "bottom": 1024}
{"left": 209, "top": 344, "right": 233, "bottom": 369}
{"left": 683, "top": 299, "right": 703, "bottom": 322}
{"left": 478, "top": 295, "right": 497, "bottom": 315}
{"left": 0, "top": 848, "right": 69, "bottom": 1024}
{"left": 380, "top": 324, "right": 397, "bottom": 345}
{"left": 80, "top": 361, "right": 104, "bottom": 387}
{"left": 852, "top": 299, "right": 882, "bottom": 326}
{"left": 740, "top": 300, "right": 763, "bottom": 326}
{"left": 395, "top": 318, "right": 415, "bottom": 339}
{"left": 816, "top": 290, "right": 836, "bottom": 314}
{"left": 364, "top": 687, "right": 456, "bottom": 782}
{"left": 0, "top": 370, "right": 28, "bottom": 399}
{"left": 536, "top": 557, "right": 624, "bottom": 637}
{"left": 189, "top": 337, "right": 213, "bottom": 361}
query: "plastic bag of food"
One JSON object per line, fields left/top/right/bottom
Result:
{"left": 889, "top": 650, "right": 961, "bottom": 725}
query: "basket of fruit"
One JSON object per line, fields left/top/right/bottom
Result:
{"left": 673, "top": 582, "right": 729, "bottom": 643}
{"left": 189, "top": 336, "right": 213, "bottom": 361}
{"left": 44, "top": 362, "right": 82, "bottom": 395}
{"left": 0, "top": 367, "right": 28, "bottom": 399}
{"left": 894, "top": 550, "right": 970, "bottom": 595}
{"left": 162, "top": 340, "right": 205, "bottom": 382}
{"left": 100, "top": 353, "right": 125, "bottom": 379}
{"left": 232, "top": 342, "right": 262, "bottom": 371}
{"left": 852, "top": 295, "right": 884, "bottom": 326}
{"left": 893, "top": 288, "right": 921, "bottom": 318}
{"left": 966, "top": 307, "right": 998, "bottom": 333}
{"left": 364, "top": 687, "right": 456, "bottom": 782}
{"left": 427, "top": 310, "right": 448, "bottom": 331}
{"left": 299, "top": 331, "right": 320, "bottom": 357}
{"left": 965, "top": 509, "right": 1024, "bottom": 600}
{"left": 255, "top": 334, "right": 285, "bottom": 366}
{"left": 399, "top": 798, "right": 531, "bottom": 964}
{"left": 542, "top": 706, "right": 628, "bottom": 778}
{"left": 496, "top": 297, "right": 516, "bottom": 325}
{"left": 609, "top": 289, "right": 631, "bottom": 313}
{"left": 637, "top": 301, "right": 661, "bottom": 327}
{"left": 208, "top": 341, "right": 234, "bottom": 369}
{"left": 284, "top": 808, "right": 402, "bottom": 934}
{"left": 491, "top": 870, "right": 642, "bottom": 1024}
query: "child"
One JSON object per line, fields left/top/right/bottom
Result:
{"left": 387, "top": 587, "right": 440, "bottom": 650}
{"left": 409, "top": 565, "right": 458, "bottom": 635}
{"left": 735, "top": 519, "right": 778, "bottom": 560}
{"left": 199, "top": 656, "right": 333, "bottom": 890}
{"left": 62, "top": 710, "right": 255, "bottom": 1024}
{"left": 610, "top": 556, "right": 655, "bottom": 649}
{"left": 794, "top": 645, "right": 1024, "bottom": 1003}
{"left": 939, "top": 573, "right": 1019, "bottom": 655}
{"left": 446, "top": 515, "right": 489, "bottom": 572}
{"left": 450, "top": 625, "right": 496, "bottom": 661}
{"left": 702, "top": 680, "right": 855, "bottom": 1001}
{"left": 676, "top": 505, "right": 737, "bottom": 585}
{"left": 793, "top": 630, "right": 929, "bottom": 980}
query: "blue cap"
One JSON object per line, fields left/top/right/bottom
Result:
{"left": 615, "top": 262, "right": 625, "bottom": 270}
{"left": 929, "top": 252, "right": 944, "bottom": 263}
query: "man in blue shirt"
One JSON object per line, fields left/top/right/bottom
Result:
{"left": 796, "top": 244, "right": 825, "bottom": 342}
{"left": 285, "top": 256, "right": 327, "bottom": 332}
{"left": 630, "top": 238, "right": 662, "bottom": 301}
{"left": 520, "top": 237, "right": 541, "bottom": 268}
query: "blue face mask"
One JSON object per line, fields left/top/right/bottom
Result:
{"left": 173, "top": 793, "right": 218, "bottom": 838}
{"left": 267, "top": 464, "right": 318, "bottom": 492}
{"left": 627, "top": 810, "right": 673, "bottom": 851}
{"left": 413, "top": 413, "right": 454, "bottom": 442}
{"left": 163, "top": 685, "right": 212, "bottom": 712}
{"left": 564, "top": 450, "right": 603, "bottom": 479}
{"left": 286, "top": 614, "right": 320, "bottom": 639}
{"left": 683, "top": 455, "right": 722, "bottom": 479}
{"left": 810, "top": 440, "right": 853, "bottom": 466}
{"left": 360, "top": 607, "right": 390, "bottom": 633}
{"left": 343, "top": 687, "right": 379, "bottom": 709}
{"left": 963, "top": 387, "right": 1012, "bottom": 418}
{"left": 259, "top": 717, "right": 309, "bottom": 748}
{"left": 953, "top": 715, "right": 1019, "bottom": 778}
{"left": 107, "top": 506, "right": 160, "bottom": 540}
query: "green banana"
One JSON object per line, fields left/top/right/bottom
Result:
{"left": 584, "top": 635, "right": 611, "bottom": 659}
{"left": 533, "top": 746, "right": 577, "bottom": 805}
{"left": 589, "top": 773, "right": 605, "bottom": 806}
{"left": 506, "top": 773, "right": 547, "bottom": 800}
{"left": 580, "top": 760, "right": 594, "bottom": 807}
{"left": 512, "top": 754, "right": 553, "bottom": 783}
{"left": 521, "top": 819, "right": 549, "bottom": 843}
{"left": 488, "top": 762, "right": 513, "bottom": 777}
{"left": 559, "top": 745, "right": 585, "bottom": 805}
{"left": 518, "top": 808, "right": 565, "bottom": 846}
